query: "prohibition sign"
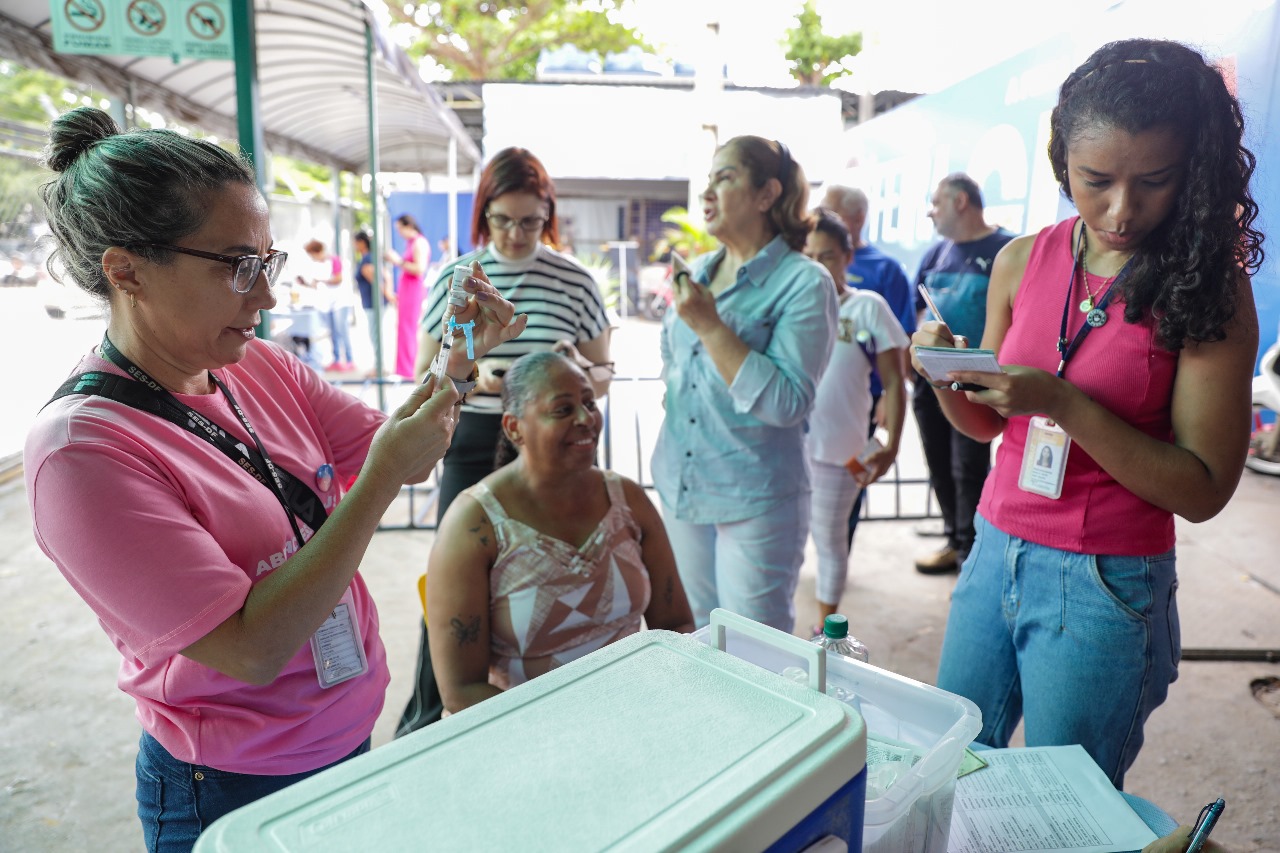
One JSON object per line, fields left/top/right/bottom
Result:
{"left": 64, "top": 0, "right": 106, "bottom": 32}
{"left": 127, "top": 0, "right": 167, "bottom": 36}
{"left": 186, "top": 2, "right": 225, "bottom": 41}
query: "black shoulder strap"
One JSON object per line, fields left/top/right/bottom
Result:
{"left": 47, "top": 372, "right": 330, "bottom": 535}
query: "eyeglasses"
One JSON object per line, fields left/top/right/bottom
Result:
{"left": 485, "top": 212, "right": 548, "bottom": 234}
{"left": 132, "top": 243, "right": 288, "bottom": 294}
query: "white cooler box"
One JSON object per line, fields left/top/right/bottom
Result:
{"left": 692, "top": 615, "right": 981, "bottom": 853}
{"left": 196, "top": 610, "right": 868, "bottom": 853}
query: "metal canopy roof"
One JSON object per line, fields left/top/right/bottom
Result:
{"left": 0, "top": 0, "right": 479, "bottom": 174}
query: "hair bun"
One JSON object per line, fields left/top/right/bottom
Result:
{"left": 44, "top": 106, "right": 120, "bottom": 173}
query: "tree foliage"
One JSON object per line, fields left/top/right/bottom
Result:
{"left": 386, "top": 0, "right": 650, "bottom": 81}
{"left": 0, "top": 60, "right": 102, "bottom": 126}
{"left": 784, "top": 0, "right": 862, "bottom": 87}
{"left": 660, "top": 207, "right": 718, "bottom": 259}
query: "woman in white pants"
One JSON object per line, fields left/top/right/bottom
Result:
{"left": 803, "top": 209, "right": 909, "bottom": 633}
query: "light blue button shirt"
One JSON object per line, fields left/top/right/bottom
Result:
{"left": 652, "top": 235, "right": 837, "bottom": 524}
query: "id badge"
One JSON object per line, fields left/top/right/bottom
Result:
{"left": 1018, "top": 416, "right": 1070, "bottom": 499}
{"left": 309, "top": 589, "right": 369, "bottom": 688}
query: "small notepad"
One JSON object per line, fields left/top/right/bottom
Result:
{"left": 914, "top": 346, "right": 1003, "bottom": 384}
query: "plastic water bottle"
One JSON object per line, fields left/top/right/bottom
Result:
{"left": 813, "top": 614, "right": 869, "bottom": 663}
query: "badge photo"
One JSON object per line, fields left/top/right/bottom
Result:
{"left": 1018, "top": 417, "right": 1070, "bottom": 499}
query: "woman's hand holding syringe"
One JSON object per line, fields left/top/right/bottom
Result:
{"left": 429, "top": 262, "right": 529, "bottom": 388}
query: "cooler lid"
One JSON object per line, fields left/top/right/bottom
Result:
{"left": 196, "top": 630, "right": 865, "bottom": 852}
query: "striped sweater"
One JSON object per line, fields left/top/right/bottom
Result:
{"left": 420, "top": 242, "right": 610, "bottom": 411}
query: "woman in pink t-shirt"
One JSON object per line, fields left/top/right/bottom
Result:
{"left": 911, "top": 39, "right": 1262, "bottom": 787}
{"left": 26, "top": 107, "right": 526, "bottom": 852}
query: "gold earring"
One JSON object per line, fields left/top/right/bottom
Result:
{"left": 129, "top": 292, "right": 137, "bottom": 309}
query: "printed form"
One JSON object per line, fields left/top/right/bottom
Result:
{"left": 947, "top": 745, "right": 1159, "bottom": 853}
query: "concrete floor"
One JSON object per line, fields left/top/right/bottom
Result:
{"left": 2, "top": 315, "right": 1278, "bottom": 851}
{"left": 2, "top": 467, "right": 1278, "bottom": 852}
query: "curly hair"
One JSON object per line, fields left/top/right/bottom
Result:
{"left": 1048, "top": 38, "right": 1263, "bottom": 349}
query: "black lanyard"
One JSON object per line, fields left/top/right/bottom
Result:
{"left": 1056, "top": 225, "right": 1133, "bottom": 378}
{"left": 48, "top": 336, "right": 329, "bottom": 546}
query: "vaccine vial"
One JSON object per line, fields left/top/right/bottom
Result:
{"left": 449, "top": 265, "right": 471, "bottom": 308}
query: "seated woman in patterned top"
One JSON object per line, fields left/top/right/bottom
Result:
{"left": 427, "top": 351, "right": 694, "bottom": 713}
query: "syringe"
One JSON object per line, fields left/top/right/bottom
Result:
{"left": 431, "top": 265, "right": 476, "bottom": 384}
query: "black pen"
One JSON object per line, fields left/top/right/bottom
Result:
{"left": 1186, "top": 797, "right": 1225, "bottom": 853}
{"left": 917, "top": 284, "right": 988, "bottom": 392}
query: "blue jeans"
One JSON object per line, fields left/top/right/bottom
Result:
{"left": 135, "top": 731, "right": 370, "bottom": 852}
{"left": 326, "top": 305, "right": 354, "bottom": 363}
{"left": 661, "top": 492, "right": 809, "bottom": 633}
{"left": 937, "top": 514, "right": 1180, "bottom": 789}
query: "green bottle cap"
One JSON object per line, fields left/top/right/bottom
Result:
{"left": 823, "top": 614, "right": 849, "bottom": 639}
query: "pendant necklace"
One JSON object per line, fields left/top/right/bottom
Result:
{"left": 1078, "top": 229, "right": 1112, "bottom": 328}
{"left": 1078, "top": 229, "right": 1097, "bottom": 313}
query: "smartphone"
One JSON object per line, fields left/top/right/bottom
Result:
{"left": 670, "top": 252, "right": 693, "bottom": 285}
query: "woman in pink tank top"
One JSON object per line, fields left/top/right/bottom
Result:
{"left": 425, "top": 352, "right": 694, "bottom": 714}
{"left": 910, "top": 39, "right": 1263, "bottom": 788}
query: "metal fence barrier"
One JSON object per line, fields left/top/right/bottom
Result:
{"left": 329, "top": 374, "right": 942, "bottom": 533}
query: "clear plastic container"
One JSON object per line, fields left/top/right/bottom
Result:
{"left": 813, "top": 614, "right": 870, "bottom": 663}
{"left": 695, "top": 614, "right": 982, "bottom": 853}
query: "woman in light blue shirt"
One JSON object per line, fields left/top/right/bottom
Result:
{"left": 652, "top": 135, "right": 837, "bottom": 631}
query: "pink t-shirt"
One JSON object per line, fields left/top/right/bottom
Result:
{"left": 25, "top": 339, "right": 390, "bottom": 774}
{"left": 978, "top": 217, "right": 1178, "bottom": 556}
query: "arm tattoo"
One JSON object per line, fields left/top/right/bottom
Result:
{"left": 450, "top": 616, "right": 481, "bottom": 645}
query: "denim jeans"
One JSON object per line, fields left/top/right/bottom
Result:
{"left": 326, "top": 305, "right": 354, "bottom": 364}
{"left": 937, "top": 514, "right": 1180, "bottom": 789}
{"left": 661, "top": 492, "right": 809, "bottom": 633}
{"left": 912, "top": 377, "right": 991, "bottom": 558}
{"left": 135, "top": 731, "right": 370, "bottom": 852}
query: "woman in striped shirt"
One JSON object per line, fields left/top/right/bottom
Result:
{"left": 397, "top": 146, "right": 612, "bottom": 735}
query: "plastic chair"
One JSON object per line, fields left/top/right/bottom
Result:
{"left": 417, "top": 573, "right": 428, "bottom": 627}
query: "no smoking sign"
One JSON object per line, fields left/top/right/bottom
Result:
{"left": 50, "top": 0, "right": 233, "bottom": 60}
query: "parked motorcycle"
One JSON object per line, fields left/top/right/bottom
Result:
{"left": 1246, "top": 338, "right": 1280, "bottom": 476}
{"left": 637, "top": 262, "right": 674, "bottom": 322}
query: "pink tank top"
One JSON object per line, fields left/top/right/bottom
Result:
{"left": 465, "top": 471, "right": 651, "bottom": 689}
{"left": 977, "top": 217, "right": 1177, "bottom": 555}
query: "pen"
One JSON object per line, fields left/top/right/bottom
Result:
{"left": 917, "top": 283, "right": 951, "bottom": 332}
{"left": 916, "top": 284, "right": 987, "bottom": 392}
{"left": 1186, "top": 797, "right": 1225, "bottom": 853}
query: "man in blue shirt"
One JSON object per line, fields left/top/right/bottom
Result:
{"left": 820, "top": 185, "right": 915, "bottom": 546}
{"left": 354, "top": 232, "right": 383, "bottom": 343}
{"left": 821, "top": 186, "right": 916, "bottom": 338}
{"left": 912, "top": 173, "right": 1016, "bottom": 574}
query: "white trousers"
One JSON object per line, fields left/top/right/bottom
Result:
{"left": 809, "top": 460, "right": 863, "bottom": 606}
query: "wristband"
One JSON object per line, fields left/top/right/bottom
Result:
{"left": 446, "top": 364, "right": 479, "bottom": 397}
